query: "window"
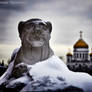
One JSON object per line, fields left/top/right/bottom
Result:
{"left": 77, "top": 53, "right": 78, "bottom": 58}
{"left": 80, "top": 54, "right": 81, "bottom": 58}
{"left": 83, "top": 54, "right": 84, "bottom": 59}
{"left": 74, "top": 53, "right": 76, "bottom": 58}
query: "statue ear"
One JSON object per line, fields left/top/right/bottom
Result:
{"left": 46, "top": 21, "right": 52, "bottom": 33}
{"left": 18, "top": 21, "right": 25, "bottom": 36}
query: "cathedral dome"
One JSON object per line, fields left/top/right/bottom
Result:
{"left": 90, "top": 49, "right": 92, "bottom": 56}
{"left": 66, "top": 52, "right": 72, "bottom": 56}
{"left": 90, "top": 53, "right": 92, "bottom": 56}
{"left": 74, "top": 31, "right": 88, "bottom": 48}
{"left": 74, "top": 39, "right": 88, "bottom": 48}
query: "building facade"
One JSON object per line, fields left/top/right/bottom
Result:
{"left": 66, "top": 31, "right": 92, "bottom": 75}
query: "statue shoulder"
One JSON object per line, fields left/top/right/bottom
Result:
{"left": 11, "top": 47, "right": 20, "bottom": 62}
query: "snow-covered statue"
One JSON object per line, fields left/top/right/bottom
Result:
{"left": 0, "top": 18, "right": 92, "bottom": 92}
{"left": 14, "top": 18, "right": 54, "bottom": 65}
{"left": 11, "top": 18, "right": 54, "bottom": 78}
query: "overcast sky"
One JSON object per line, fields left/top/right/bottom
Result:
{"left": 0, "top": 0, "right": 92, "bottom": 63}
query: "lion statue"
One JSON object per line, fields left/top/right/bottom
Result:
{"left": 10, "top": 18, "right": 54, "bottom": 78}
{"left": 14, "top": 18, "right": 54, "bottom": 65}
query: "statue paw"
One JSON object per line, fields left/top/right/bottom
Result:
{"left": 12, "top": 63, "right": 28, "bottom": 78}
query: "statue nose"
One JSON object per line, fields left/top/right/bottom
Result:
{"left": 31, "top": 24, "right": 42, "bottom": 35}
{"left": 34, "top": 29, "right": 41, "bottom": 35}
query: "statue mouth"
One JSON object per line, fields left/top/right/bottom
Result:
{"left": 26, "top": 37, "right": 44, "bottom": 47}
{"left": 31, "top": 41, "right": 44, "bottom": 47}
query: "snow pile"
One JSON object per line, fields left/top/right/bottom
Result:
{"left": 21, "top": 76, "right": 69, "bottom": 92}
{"left": 25, "top": 55, "right": 92, "bottom": 92}
{"left": 0, "top": 55, "right": 92, "bottom": 92}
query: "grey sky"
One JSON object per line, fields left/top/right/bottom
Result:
{"left": 0, "top": 0, "right": 92, "bottom": 63}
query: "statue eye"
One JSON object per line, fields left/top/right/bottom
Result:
{"left": 43, "top": 26, "right": 47, "bottom": 30}
{"left": 30, "top": 23, "right": 35, "bottom": 28}
{"left": 26, "top": 23, "right": 35, "bottom": 29}
{"left": 39, "top": 23, "right": 47, "bottom": 30}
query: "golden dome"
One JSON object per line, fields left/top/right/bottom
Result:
{"left": 90, "top": 48, "right": 92, "bottom": 56}
{"left": 66, "top": 52, "right": 72, "bottom": 56}
{"left": 74, "top": 31, "right": 88, "bottom": 48}
{"left": 90, "top": 53, "right": 92, "bottom": 56}
{"left": 74, "top": 39, "right": 88, "bottom": 48}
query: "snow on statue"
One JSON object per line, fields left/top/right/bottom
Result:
{"left": 0, "top": 18, "right": 92, "bottom": 92}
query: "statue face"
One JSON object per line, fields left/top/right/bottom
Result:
{"left": 20, "top": 20, "right": 51, "bottom": 47}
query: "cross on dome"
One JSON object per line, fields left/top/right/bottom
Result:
{"left": 80, "top": 31, "right": 83, "bottom": 39}
{"left": 74, "top": 31, "right": 88, "bottom": 48}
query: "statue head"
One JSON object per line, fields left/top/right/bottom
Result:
{"left": 18, "top": 18, "right": 52, "bottom": 47}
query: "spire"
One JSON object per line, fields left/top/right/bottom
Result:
{"left": 80, "top": 31, "right": 83, "bottom": 39}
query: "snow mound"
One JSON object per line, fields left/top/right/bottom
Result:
{"left": 26, "top": 55, "right": 92, "bottom": 92}
{"left": 0, "top": 55, "right": 92, "bottom": 92}
{"left": 21, "top": 76, "right": 69, "bottom": 92}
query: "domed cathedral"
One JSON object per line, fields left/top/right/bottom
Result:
{"left": 73, "top": 31, "right": 89, "bottom": 62}
{"left": 67, "top": 31, "right": 92, "bottom": 75}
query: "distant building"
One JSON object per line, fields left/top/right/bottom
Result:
{"left": 66, "top": 31, "right": 92, "bottom": 75}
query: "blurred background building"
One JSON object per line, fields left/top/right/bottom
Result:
{"left": 67, "top": 31, "right": 92, "bottom": 75}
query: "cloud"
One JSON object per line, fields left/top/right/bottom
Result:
{"left": 0, "top": 0, "right": 92, "bottom": 61}
{"left": 25, "top": 0, "right": 92, "bottom": 53}
{"left": 0, "top": 0, "right": 29, "bottom": 44}
{"left": 26, "top": 0, "right": 92, "bottom": 19}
